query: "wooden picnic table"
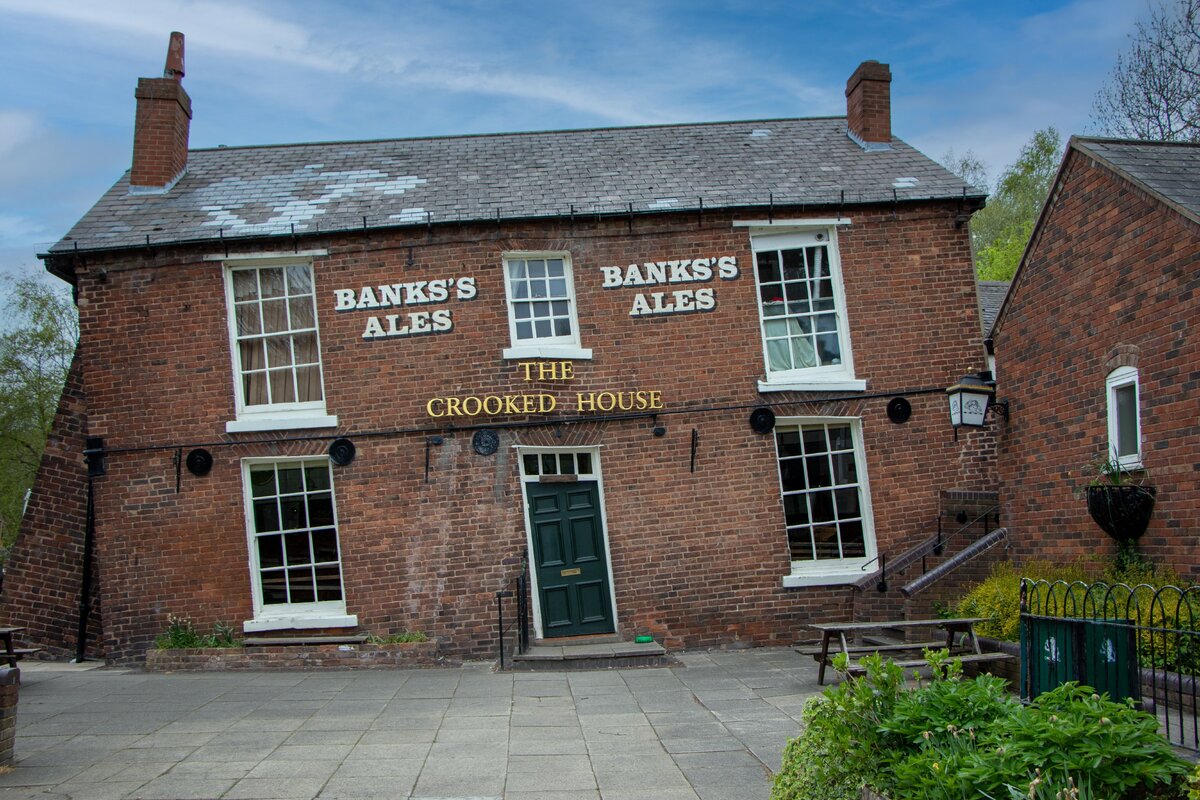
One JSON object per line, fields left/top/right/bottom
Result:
{"left": 800, "top": 617, "right": 1010, "bottom": 685}
{"left": 0, "top": 627, "right": 40, "bottom": 669}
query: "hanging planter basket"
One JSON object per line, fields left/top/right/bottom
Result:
{"left": 1086, "top": 485, "right": 1157, "bottom": 542}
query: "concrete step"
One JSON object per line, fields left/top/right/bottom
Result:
{"left": 509, "top": 639, "right": 677, "bottom": 671}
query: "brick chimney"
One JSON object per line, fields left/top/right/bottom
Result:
{"left": 130, "top": 32, "right": 191, "bottom": 193}
{"left": 845, "top": 60, "right": 892, "bottom": 151}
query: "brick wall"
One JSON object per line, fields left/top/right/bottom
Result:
{"left": 0, "top": 353, "right": 102, "bottom": 659}
{"left": 994, "top": 149, "right": 1200, "bottom": 577}
{"left": 130, "top": 78, "right": 191, "bottom": 189}
{"left": 18, "top": 201, "right": 995, "bottom": 662}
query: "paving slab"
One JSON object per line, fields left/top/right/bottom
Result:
{"left": 3, "top": 647, "right": 822, "bottom": 798}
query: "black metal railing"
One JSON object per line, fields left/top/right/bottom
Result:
{"left": 495, "top": 548, "right": 530, "bottom": 669}
{"left": 857, "top": 505, "right": 1000, "bottom": 593}
{"left": 1021, "top": 578, "right": 1200, "bottom": 750}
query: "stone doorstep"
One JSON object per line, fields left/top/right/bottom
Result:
{"left": 510, "top": 639, "right": 677, "bottom": 671}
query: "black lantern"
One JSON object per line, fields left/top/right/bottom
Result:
{"left": 946, "top": 373, "right": 996, "bottom": 429}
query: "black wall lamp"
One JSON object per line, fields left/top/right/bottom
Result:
{"left": 946, "top": 371, "right": 1008, "bottom": 433}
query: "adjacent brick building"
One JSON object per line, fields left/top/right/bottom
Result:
{"left": 3, "top": 36, "right": 999, "bottom": 663}
{"left": 991, "top": 137, "right": 1200, "bottom": 575}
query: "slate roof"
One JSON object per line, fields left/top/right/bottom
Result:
{"left": 1075, "top": 137, "right": 1200, "bottom": 224}
{"left": 976, "top": 280, "right": 1009, "bottom": 335}
{"left": 49, "top": 117, "right": 984, "bottom": 255}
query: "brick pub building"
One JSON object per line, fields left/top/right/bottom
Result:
{"left": 4, "top": 36, "right": 999, "bottom": 663}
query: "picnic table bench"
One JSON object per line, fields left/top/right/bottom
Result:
{"left": 0, "top": 627, "right": 41, "bottom": 669}
{"left": 798, "top": 617, "right": 1013, "bottom": 685}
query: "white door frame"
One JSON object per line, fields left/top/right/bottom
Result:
{"left": 514, "top": 445, "right": 619, "bottom": 640}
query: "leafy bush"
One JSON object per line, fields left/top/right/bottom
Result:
{"left": 958, "top": 684, "right": 1188, "bottom": 799}
{"left": 955, "top": 561, "right": 1093, "bottom": 641}
{"left": 154, "top": 616, "right": 239, "bottom": 649}
{"left": 771, "top": 653, "right": 906, "bottom": 800}
{"left": 771, "top": 652, "right": 1188, "bottom": 800}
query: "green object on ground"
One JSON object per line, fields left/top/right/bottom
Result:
{"left": 635, "top": 635, "right": 654, "bottom": 643}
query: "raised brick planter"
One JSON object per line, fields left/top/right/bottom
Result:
{"left": 0, "top": 668, "right": 16, "bottom": 767}
{"left": 144, "top": 641, "right": 450, "bottom": 671}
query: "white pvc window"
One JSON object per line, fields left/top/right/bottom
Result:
{"left": 774, "top": 417, "right": 876, "bottom": 581}
{"left": 1106, "top": 366, "right": 1141, "bottom": 469}
{"left": 502, "top": 252, "right": 590, "bottom": 360}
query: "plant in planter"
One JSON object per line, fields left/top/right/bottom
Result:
{"left": 1083, "top": 454, "right": 1156, "bottom": 544}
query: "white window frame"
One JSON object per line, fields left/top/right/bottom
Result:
{"left": 1106, "top": 366, "right": 1142, "bottom": 470}
{"left": 773, "top": 416, "right": 878, "bottom": 587}
{"left": 240, "top": 457, "right": 356, "bottom": 633}
{"left": 223, "top": 256, "right": 337, "bottom": 433}
{"left": 750, "top": 227, "right": 865, "bottom": 393}
{"left": 501, "top": 251, "right": 592, "bottom": 361}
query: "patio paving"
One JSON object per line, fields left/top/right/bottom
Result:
{"left": 0, "top": 648, "right": 823, "bottom": 800}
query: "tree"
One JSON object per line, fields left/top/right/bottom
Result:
{"left": 1093, "top": 0, "right": 1200, "bottom": 142}
{"left": 948, "top": 128, "right": 1062, "bottom": 282}
{"left": 0, "top": 276, "right": 78, "bottom": 552}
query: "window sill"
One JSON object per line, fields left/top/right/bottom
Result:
{"left": 226, "top": 414, "right": 339, "bottom": 433}
{"left": 781, "top": 573, "right": 866, "bottom": 588}
{"left": 242, "top": 613, "right": 358, "bottom": 633}
{"left": 503, "top": 345, "right": 593, "bottom": 361}
{"left": 759, "top": 377, "right": 867, "bottom": 393}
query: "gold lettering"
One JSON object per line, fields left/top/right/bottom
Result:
{"left": 539, "top": 394, "right": 557, "bottom": 412}
{"left": 519, "top": 362, "right": 536, "bottom": 381}
{"left": 635, "top": 390, "right": 649, "bottom": 410}
{"left": 617, "top": 391, "right": 634, "bottom": 411}
{"left": 561, "top": 361, "right": 574, "bottom": 380}
{"left": 462, "top": 396, "right": 482, "bottom": 416}
{"left": 521, "top": 395, "right": 536, "bottom": 413}
{"left": 504, "top": 395, "right": 520, "bottom": 414}
{"left": 596, "top": 392, "right": 616, "bottom": 412}
{"left": 483, "top": 395, "right": 503, "bottom": 415}
{"left": 576, "top": 392, "right": 596, "bottom": 412}
{"left": 445, "top": 397, "right": 463, "bottom": 417}
{"left": 648, "top": 390, "right": 663, "bottom": 410}
{"left": 427, "top": 398, "right": 446, "bottom": 417}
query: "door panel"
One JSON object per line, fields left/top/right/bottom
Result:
{"left": 528, "top": 480, "right": 614, "bottom": 637}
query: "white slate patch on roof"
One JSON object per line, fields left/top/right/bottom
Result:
{"left": 648, "top": 198, "right": 679, "bottom": 209}
{"left": 389, "top": 208, "right": 426, "bottom": 223}
{"left": 194, "top": 169, "right": 427, "bottom": 233}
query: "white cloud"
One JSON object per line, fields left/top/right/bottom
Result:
{"left": 0, "top": 0, "right": 343, "bottom": 72}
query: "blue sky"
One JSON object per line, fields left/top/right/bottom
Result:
{"left": 0, "top": 0, "right": 1145, "bottom": 285}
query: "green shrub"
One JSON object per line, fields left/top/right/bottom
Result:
{"left": 770, "top": 653, "right": 906, "bottom": 800}
{"left": 957, "top": 683, "right": 1188, "bottom": 799}
{"left": 955, "top": 561, "right": 1094, "bottom": 641}
{"left": 771, "top": 651, "right": 1188, "bottom": 800}
{"left": 154, "top": 615, "right": 239, "bottom": 649}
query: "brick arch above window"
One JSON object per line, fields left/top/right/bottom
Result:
{"left": 1105, "top": 344, "right": 1140, "bottom": 371}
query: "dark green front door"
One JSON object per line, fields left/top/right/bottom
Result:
{"left": 528, "top": 480, "right": 615, "bottom": 638}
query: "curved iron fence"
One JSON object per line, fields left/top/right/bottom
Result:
{"left": 1020, "top": 578, "right": 1200, "bottom": 749}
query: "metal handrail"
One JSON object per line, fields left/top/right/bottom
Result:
{"left": 857, "top": 505, "right": 1000, "bottom": 592}
{"left": 495, "top": 548, "right": 530, "bottom": 669}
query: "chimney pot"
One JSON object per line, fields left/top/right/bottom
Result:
{"left": 845, "top": 60, "right": 892, "bottom": 150}
{"left": 131, "top": 33, "right": 191, "bottom": 193}
{"left": 164, "top": 31, "right": 185, "bottom": 81}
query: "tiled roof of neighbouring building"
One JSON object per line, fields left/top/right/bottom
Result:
{"left": 1075, "top": 137, "right": 1200, "bottom": 223}
{"left": 977, "top": 280, "right": 1010, "bottom": 335}
{"left": 49, "top": 117, "right": 984, "bottom": 255}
